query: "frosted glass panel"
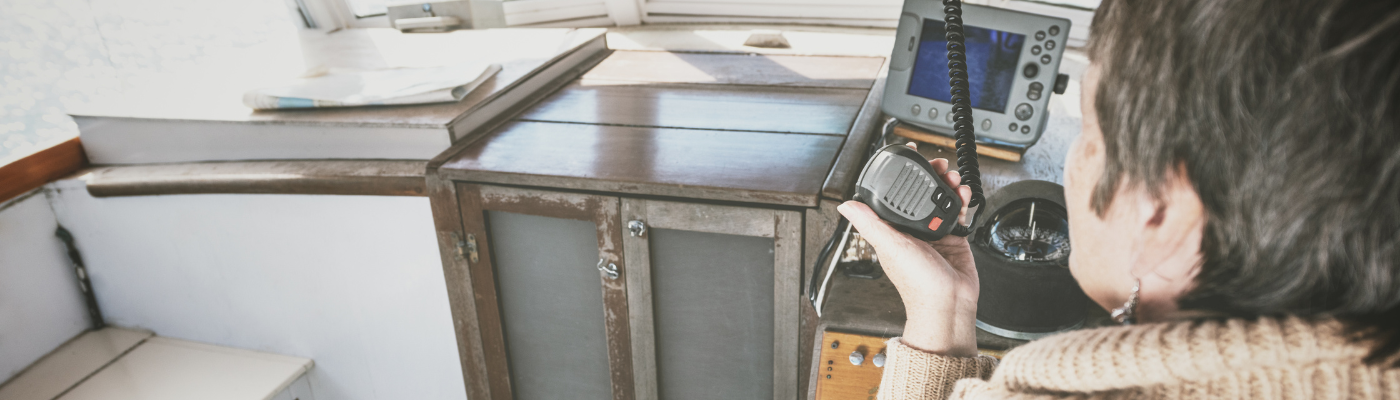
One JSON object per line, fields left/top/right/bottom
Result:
{"left": 650, "top": 228, "right": 775, "bottom": 400}
{"left": 486, "top": 211, "right": 611, "bottom": 400}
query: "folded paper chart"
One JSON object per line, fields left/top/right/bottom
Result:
{"left": 244, "top": 63, "right": 502, "bottom": 110}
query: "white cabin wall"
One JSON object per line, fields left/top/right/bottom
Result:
{"left": 0, "top": 191, "right": 92, "bottom": 383}
{"left": 45, "top": 179, "right": 468, "bottom": 400}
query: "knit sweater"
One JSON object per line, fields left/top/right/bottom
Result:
{"left": 877, "top": 316, "right": 1400, "bottom": 399}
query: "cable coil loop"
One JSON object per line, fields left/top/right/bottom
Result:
{"left": 942, "top": 0, "right": 986, "bottom": 216}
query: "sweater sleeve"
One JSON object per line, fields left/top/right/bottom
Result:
{"left": 876, "top": 338, "right": 999, "bottom": 400}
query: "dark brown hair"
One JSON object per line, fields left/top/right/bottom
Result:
{"left": 1086, "top": 0, "right": 1400, "bottom": 363}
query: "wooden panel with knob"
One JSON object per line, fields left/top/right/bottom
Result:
{"left": 813, "top": 331, "right": 890, "bottom": 400}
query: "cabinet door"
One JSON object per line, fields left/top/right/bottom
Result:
{"left": 455, "top": 184, "right": 635, "bottom": 400}
{"left": 622, "top": 199, "right": 803, "bottom": 400}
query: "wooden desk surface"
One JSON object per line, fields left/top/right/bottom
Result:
{"left": 438, "top": 50, "right": 887, "bottom": 207}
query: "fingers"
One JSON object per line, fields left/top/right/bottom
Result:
{"left": 837, "top": 201, "right": 910, "bottom": 249}
{"left": 945, "top": 169, "right": 961, "bottom": 188}
{"left": 929, "top": 158, "right": 949, "bottom": 176}
{"left": 957, "top": 184, "right": 973, "bottom": 225}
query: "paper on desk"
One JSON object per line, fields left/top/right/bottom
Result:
{"left": 243, "top": 63, "right": 501, "bottom": 110}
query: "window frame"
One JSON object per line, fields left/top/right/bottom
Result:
{"left": 296, "top": 0, "right": 1091, "bottom": 46}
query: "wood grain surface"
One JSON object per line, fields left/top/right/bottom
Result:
{"left": 438, "top": 121, "right": 844, "bottom": 207}
{"left": 893, "top": 124, "right": 1025, "bottom": 162}
{"left": 814, "top": 331, "right": 891, "bottom": 400}
{"left": 516, "top": 81, "right": 867, "bottom": 135}
{"left": 821, "top": 70, "right": 887, "bottom": 202}
{"left": 425, "top": 176, "right": 494, "bottom": 400}
{"left": 0, "top": 137, "right": 87, "bottom": 204}
{"left": 85, "top": 160, "right": 427, "bottom": 197}
{"left": 582, "top": 51, "right": 884, "bottom": 89}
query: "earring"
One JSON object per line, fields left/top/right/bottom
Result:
{"left": 1110, "top": 279, "right": 1140, "bottom": 325}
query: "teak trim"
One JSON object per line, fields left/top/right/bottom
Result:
{"left": 455, "top": 184, "right": 637, "bottom": 400}
{"left": 84, "top": 161, "right": 427, "bottom": 197}
{"left": 0, "top": 137, "right": 88, "bottom": 204}
{"left": 821, "top": 66, "right": 890, "bottom": 202}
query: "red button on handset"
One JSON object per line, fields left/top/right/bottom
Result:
{"left": 928, "top": 217, "right": 944, "bottom": 231}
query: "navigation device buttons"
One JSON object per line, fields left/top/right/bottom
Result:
{"left": 911, "top": 104, "right": 921, "bottom": 116}
{"left": 1015, "top": 103, "right": 1034, "bottom": 121}
{"left": 1022, "top": 125, "right": 1031, "bottom": 134}
{"left": 1028, "top": 82, "right": 1044, "bottom": 101}
{"left": 982, "top": 119, "right": 992, "bottom": 131}
{"left": 1031, "top": 45, "right": 1042, "bottom": 55}
{"left": 1049, "top": 26, "right": 1061, "bottom": 36}
{"left": 1046, "top": 40, "right": 1057, "bottom": 50}
{"left": 1009, "top": 123, "right": 1019, "bottom": 132}
{"left": 1023, "top": 63, "right": 1039, "bottom": 78}
{"left": 1041, "top": 55, "right": 1052, "bottom": 64}
{"left": 1035, "top": 31, "right": 1046, "bottom": 41}
{"left": 928, "top": 107, "right": 939, "bottom": 119}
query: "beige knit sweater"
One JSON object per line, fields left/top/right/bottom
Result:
{"left": 877, "top": 316, "right": 1400, "bottom": 399}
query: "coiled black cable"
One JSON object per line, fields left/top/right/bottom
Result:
{"left": 808, "top": 1, "right": 990, "bottom": 308}
{"left": 942, "top": 0, "right": 986, "bottom": 236}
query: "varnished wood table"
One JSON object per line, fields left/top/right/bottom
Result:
{"left": 427, "top": 49, "right": 888, "bottom": 400}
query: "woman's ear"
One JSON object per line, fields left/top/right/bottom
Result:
{"left": 1128, "top": 164, "right": 1206, "bottom": 317}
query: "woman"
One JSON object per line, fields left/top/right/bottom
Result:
{"left": 841, "top": 0, "right": 1400, "bottom": 398}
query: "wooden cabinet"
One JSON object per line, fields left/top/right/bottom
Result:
{"left": 427, "top": 49, "right": 887, "bottom": 400}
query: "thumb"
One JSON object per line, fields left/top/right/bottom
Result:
{"left": 837, "top": 201, "right": 911, "bottom": 249}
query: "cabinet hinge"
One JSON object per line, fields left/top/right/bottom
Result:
{"left": 451, "top": 232, "right": 479, "bottom": 263}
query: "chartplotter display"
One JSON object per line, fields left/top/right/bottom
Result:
{"left": 908, "top": 20, "right": 1025, "bottom": 113}
{"left": 881, "top": 3, "right": 1071, "bottom": 148}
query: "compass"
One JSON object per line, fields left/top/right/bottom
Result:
{"left": 982, "top": 198, "right": 1071, "bottom": 263}
{"left": 969, "top": 180, "right": 1088, "bottom": 340}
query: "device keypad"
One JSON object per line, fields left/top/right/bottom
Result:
{"left": 1045, "top": 40, "right": 1056, "bottom": 50}
{"left": 1035, "top": 31, "right": 1046, "bottom": 41}
{"left": 1049, "top": 25, "right": 1061, "bottom": 36}
{"left": 1031, "top": 45, "right": 1042, "bottom": 55}
{"left": 1014, "top": 103, "right": 1034, "bottom": 121}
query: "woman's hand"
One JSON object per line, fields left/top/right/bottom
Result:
{"left": 837, "top": 144, "right": 979, "bottom": 357}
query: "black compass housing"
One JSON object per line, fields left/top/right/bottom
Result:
{"left": 970, "top": 180, "right": 1089, "bottom": 338}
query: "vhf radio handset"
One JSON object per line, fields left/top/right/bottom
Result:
{"left": 855, "top": 0, "right": 987, "bottom": 240}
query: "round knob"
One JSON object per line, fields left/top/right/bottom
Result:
{"left": 849, "top": 350, "right": 864, "bottom": 366}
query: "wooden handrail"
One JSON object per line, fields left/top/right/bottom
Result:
{"left": 0, "top": 137, "right": 89, "bottom": 204}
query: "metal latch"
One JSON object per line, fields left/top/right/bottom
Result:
{"left": 597, "top": 258, "right": 619, "bottom": 280}
{"left": 628, "top": 220, "right": 647, "bottom": 237}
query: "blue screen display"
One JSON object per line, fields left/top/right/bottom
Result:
{"left": 908, "top": 19, "right": 1025, "bottom": 113}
